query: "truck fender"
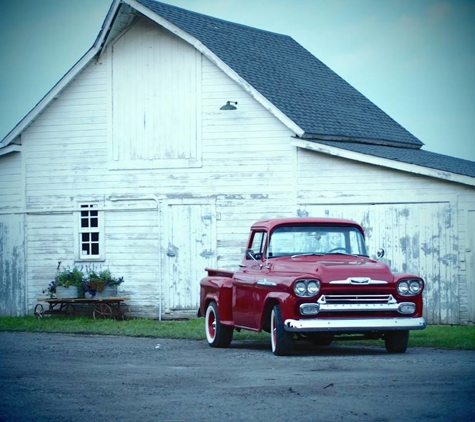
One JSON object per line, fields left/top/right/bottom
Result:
{"left": 200, "top": 278, "right": 234, "bottom": 325}
{"left": 259, "top": 292, "right": 290, "bottom": 333}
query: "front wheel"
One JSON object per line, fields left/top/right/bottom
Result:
{"left": 385, "top": 330, "right": 409, "bottom": 353}
{"left": 270, "top": 305, "right": 293, "bottom": 356}
{"left": 205, "top": 301, "right": 233, "bottom": 348}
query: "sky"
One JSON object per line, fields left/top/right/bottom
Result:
{"left": 1, "top": 0, "right": 474, "bottom": 162}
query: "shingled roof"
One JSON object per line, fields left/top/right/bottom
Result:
{"left": 137, "top": 0, "right": 422, "bottom": 149}
{"left": 315, "top": 141, "right": 475, "bottom": 178}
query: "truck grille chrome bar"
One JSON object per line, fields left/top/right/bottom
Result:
{"left": 319, "top": 294, "right": 395, "bottom": 303}
{"left": 316, "top": 294, "right": 400, "bottom": 312}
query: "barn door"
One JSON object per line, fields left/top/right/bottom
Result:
{"left": 301, "top": 202, "right": 457, "bottom": 324}
{"left": 467, "top": 211, "right": 475, "bottom": 323}
{"left": 163, "top": 201, "right": 216, "bottom": 317}
{"left": 0, "top": 215, "right": 26, "bottom": 316}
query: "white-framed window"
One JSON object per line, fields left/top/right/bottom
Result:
{"left": 77, "top": 204, "right": 104, "bottom": 260}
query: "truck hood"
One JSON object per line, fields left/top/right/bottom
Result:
{"left": 269, "top": 255, "right": 394, "bottom": 283}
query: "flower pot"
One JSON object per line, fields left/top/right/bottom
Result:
{"left": 94, "top": 286, "right": 118, "bottom": 298}
{"left": 56, "top": 286, "right": 79, "bottom": 299}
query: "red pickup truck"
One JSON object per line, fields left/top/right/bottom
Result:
{"left": 199, "top": 217, "right": 426, "bottom": 355}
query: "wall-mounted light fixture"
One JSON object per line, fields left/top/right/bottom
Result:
{"left": 220, "top": 101, "right": 238, "bottom": 110}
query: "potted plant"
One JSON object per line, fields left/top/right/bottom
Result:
{"left": 53, "top": 265, "right": 86, "bottom": 298}
{"left": 86, "top": 268, "right": 124, "bottom": 298}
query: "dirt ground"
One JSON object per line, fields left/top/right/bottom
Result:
{"left": 1, "top": 331, "right": 474, "bottom": 422}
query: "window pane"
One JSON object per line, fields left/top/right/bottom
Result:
{"left": 249, "top": 232, "right": 266, "bottom": 257}
{"left": 79, "top": 203, "right": 101, "bottom": 259}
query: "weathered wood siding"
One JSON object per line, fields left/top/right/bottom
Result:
{"left": 105, "top": 205, "right": 160, "bottom": 316}
{"left": 465, "top": 209, "right": 475, "bottom": 323}
{"left": 0, "top": 152, "right": 26, "bottom": 315}
{"left": 296, "top": 150, "right": 475, "bottom": 324}
{"left": 2, "top": 15, "right": 474, "bottom": 322}
{"left": 20, "top": 46, "right": 110, "bottom": 314}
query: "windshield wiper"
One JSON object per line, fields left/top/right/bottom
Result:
{"left": 290, "top": 253, "right": 325, "bottom": 258}
{"left": 325, "top": 252, "right": 361, "bottom": 257}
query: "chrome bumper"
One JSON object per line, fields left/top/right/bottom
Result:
{"left": 284, "top": 317, "right": 426, "bottom": 332}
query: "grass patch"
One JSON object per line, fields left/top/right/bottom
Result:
{"left": 409, "top": 325, "right": 475, "bottom": 349}
{"left": 0, "top": 317, "right": 474, "bottom": 350}
{"left": 0, "top": 316, "right": 204, "bottom": 339}
{"left": 0, "top": 316, "right": 268, "bottom": 341}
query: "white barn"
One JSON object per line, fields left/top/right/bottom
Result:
{"left": 1, "top": 0, "right": 474, "bottom": 323}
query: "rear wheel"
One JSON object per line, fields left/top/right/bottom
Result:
{"left": 205, "top": 301, "right": 233, "bottom": 348}
{"left": 270, "top": 305, "right": 293, "bottom": 356}
{"left": 385, "top": 330, "right": 409, "bottom": 353}
{"left": 93, "top": 303, "right": 113, "bottom": 319}
{"left": 34, "top": 304, "right": 44, "bottom": 318}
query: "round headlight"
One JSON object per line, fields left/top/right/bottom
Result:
{"left": 398, "top": 280, "right": 409, "bottom": 295}
{"left": 307, "top": 280, "right": 320, "bottom": 296}
{"left": 409, "top": 280, "right": 422, "bottom": 294}
{"left": 294, "top": 281, "right": 307, "bottom": 297}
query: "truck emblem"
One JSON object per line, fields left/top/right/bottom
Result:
{"left": 350, "top": 277, "right": 371, "bottom": 284}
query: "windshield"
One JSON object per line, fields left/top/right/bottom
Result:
{"left": 267, "top": 225, "right": 368, "bottom": 258}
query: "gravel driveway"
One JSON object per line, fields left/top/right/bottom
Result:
{"left": 1, "top": 331, "right": 474, "bottom": 422}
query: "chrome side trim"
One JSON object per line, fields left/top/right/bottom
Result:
{"left": 257, "top": 279, "right": 277, "bottom": 286}
{"left": 284, "top": 317, "right": 426, "bottom": 332}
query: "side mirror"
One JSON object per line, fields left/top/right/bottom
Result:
{"left": 246, "top": 249, "right": 261, "bottom": 260}
{"left": 246, "top": 249, "right": 263, "bottom": 269}
{"left": 376, "top": 248, "right": 385, "bottom": 259}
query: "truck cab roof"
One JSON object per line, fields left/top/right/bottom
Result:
{"left": 251, "top": 217, "right": 365, "bottom": 233}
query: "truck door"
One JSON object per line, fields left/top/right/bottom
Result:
{"left": 233, "top": 230, "right": 267, "bottom": 329}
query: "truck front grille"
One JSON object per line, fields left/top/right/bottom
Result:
{"left": 321, "top": 294, "right": 394, "bottom": 304}
{"left": 316, "top": 294, "right": 400, "bottom": 313}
